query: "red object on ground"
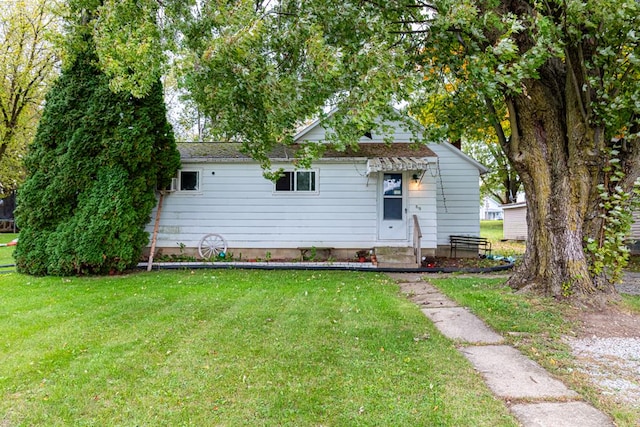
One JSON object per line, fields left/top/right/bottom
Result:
{"left": 1, "top": 238, "right": 18, "bottom": 247}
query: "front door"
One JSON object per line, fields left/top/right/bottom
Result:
{"left": 378, "top": 173, "right": 407, "bottom": 241}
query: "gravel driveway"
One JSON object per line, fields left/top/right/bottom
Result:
{"left": 565, "top": 271, "right": 640, "bottom": 410}
{"left": 616, "top": 272, "right": 640, "bottom": 295}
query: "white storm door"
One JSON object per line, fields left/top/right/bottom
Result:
{"left": 378, "top": 173, "right": 408, "bottom": 240}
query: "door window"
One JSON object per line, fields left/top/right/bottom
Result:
{"left": 383, "top": 174, "right": 403, "bottom": 220}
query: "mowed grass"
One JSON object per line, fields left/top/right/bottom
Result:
{"left": 0, "top": 233, "right": 17, "bottom": 269}
{"left": 0, "top": 270, "right": 516, "bottom": 426}
{"left": 480, "top": 220, "right": 525, "bottom": 257}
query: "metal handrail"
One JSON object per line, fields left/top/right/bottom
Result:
{"left": 412, "top": 215, "right": 422, "bottom": 264}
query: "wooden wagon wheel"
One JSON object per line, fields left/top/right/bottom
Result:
{"left": 198, "top": 233, "right": 228, "bottom": 259}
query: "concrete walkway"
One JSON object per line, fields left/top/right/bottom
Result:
{"left": 387, "top": 273, "right": 615, "bottom": 427}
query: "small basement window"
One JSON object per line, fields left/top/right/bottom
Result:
{"left": 275, "top": 170, "right": 317, "bottom": 192}
{"left": 179, "top": 170, "right": 200, "bottom": 191}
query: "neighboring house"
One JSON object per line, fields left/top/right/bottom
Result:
{"left": 503, "top": 198, "right": 640, "bottom": 249}
{"left": 146, "top": 115, "right": 488, "bottom": 263}
{"left": 629, "top": 210, "right": 640, "bottom": 254}
{"left": 0, "top": 192, "right": 16, "bottom": 233}
{"left": 480, "top": 196, "right": 504, "bottom": 220}
{"left": 502, "top": 201, "right": 528, "bottom": 241}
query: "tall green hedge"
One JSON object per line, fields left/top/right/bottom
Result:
{"left": 14, "top": 48, "right": 180, "bottom": 275}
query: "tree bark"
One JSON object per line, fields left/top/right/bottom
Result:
{"left": 501, "top": 59, "right": 614, "bottom": 299}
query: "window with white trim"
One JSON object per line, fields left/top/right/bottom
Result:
{"left": 179, "top": 170, "right": 200, "bottom": 192}
{"left": 275, "top": 170, "right": 317, "bottom": 192}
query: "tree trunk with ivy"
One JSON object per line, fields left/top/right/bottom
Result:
{"left": 502, "top": 57, "right": 640, "bottom": 299}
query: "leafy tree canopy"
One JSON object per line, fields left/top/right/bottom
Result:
{"left": 85, "top": 0, "right": 638, "bottom": 161}
{"left": 0, "top": 0, "right": 62, "bottom": 197}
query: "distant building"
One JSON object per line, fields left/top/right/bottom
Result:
{"left": 480, "top": 197, "right": 504, "bottom": 220}
{"left": 502, "top": 201, "right": 528, "bottom": 241}
{"left": 630, "top": 210, "right": 640, "bottom": 254}
{"left": 0, "top": 192, "right": 16, "bottom": 232}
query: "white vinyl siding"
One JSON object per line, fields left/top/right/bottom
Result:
{"left": 426, "top": 142, "right": 483, "bottom": 245}
{"left": 299, "top": 117, "right": 417, "bottom": 144}
{"left": 152, "top": 162, "right": 374, "bottom": 249}
{"left": 629, "top": 209, "right": 640, "bottom": 254}
{"left": 503, "top": 203, "right": 528, "bottom": 240}
{"left": 632, "top": 210, "right": 640, "bottom": 240}
{"left": 148, "top": 160, "right": 438, "bottom": 251}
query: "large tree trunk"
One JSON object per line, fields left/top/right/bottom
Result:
{"left": 501, "top": 59, "right": 616, "bottom": 299}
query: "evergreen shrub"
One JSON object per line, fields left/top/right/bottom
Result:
{"left": 14, "top": 48, "right": 180, "bottom": 275}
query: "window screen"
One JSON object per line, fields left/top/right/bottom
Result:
{"left": 275, "top": 171, "right": 316, "bottom": 192}
{"left": 296, "top": 171, "right": 316, "bottom": 191}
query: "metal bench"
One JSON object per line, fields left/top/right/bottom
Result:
{"left": 0, "top": 218, "right": 16, "bottom": 233}
{"left": 449, "top": 235, "right": 492, "bottom": 258}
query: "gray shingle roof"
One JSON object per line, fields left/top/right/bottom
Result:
{"left": 178, "top": 142, "right": 437, "bottom": 161}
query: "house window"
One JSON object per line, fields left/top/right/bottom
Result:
{"left": 179, "top": 170, "right": 200, "bottom": 191}
{"left": 275, "top": 171, "right": 317, "bottom": 192}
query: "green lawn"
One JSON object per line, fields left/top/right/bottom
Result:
{"left": 0, "top": 270, "right": 516, "bottom": 426}
{"left": 480, "top": 220, "right": 504, "bottom": 241}
{"left": 480, "top": 220, "right": 526, "bottom": 257}
{"left": 0, "top": 233, "right": 17, "bottom": 270}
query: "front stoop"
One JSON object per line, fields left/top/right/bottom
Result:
{"left": 375, "top": 246, "right": 419, "bottom": 268}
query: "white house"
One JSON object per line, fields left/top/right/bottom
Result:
{"left": 146, "top": 116, "right": 488, "bottom": 264}
{"left": 480, "top": 196, "right": 504, "bottom": 220}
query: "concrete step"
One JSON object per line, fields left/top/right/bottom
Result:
{"left": 375, "top": 247, "right": 418, "bottom": 265}
{"left": 375, "top": 246, "right": 415, "bottom": 256}
{"left": 377, "top": 254, "right": 417, "bottom": 263}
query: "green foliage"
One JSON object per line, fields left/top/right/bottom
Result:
{"left": 14, "top": 44, "right": 180, "bottom": 276}
{"left": 81, "top": 0, "right": 640, "bottom": 165}
{"left": 464, "top": 138, "right": 521, "bottom": 204}
{"left": 585, "top": 147, "right": 640, "bottom": 284}
{"left": 93, "top": 0, "right": 165, "bottom": 97}
{"left": 0, "top": 0, "right": 60, "bottom": 196}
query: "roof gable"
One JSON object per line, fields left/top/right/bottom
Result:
{"left": 293, "top": 108, "right": 488, "bottom": 173}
